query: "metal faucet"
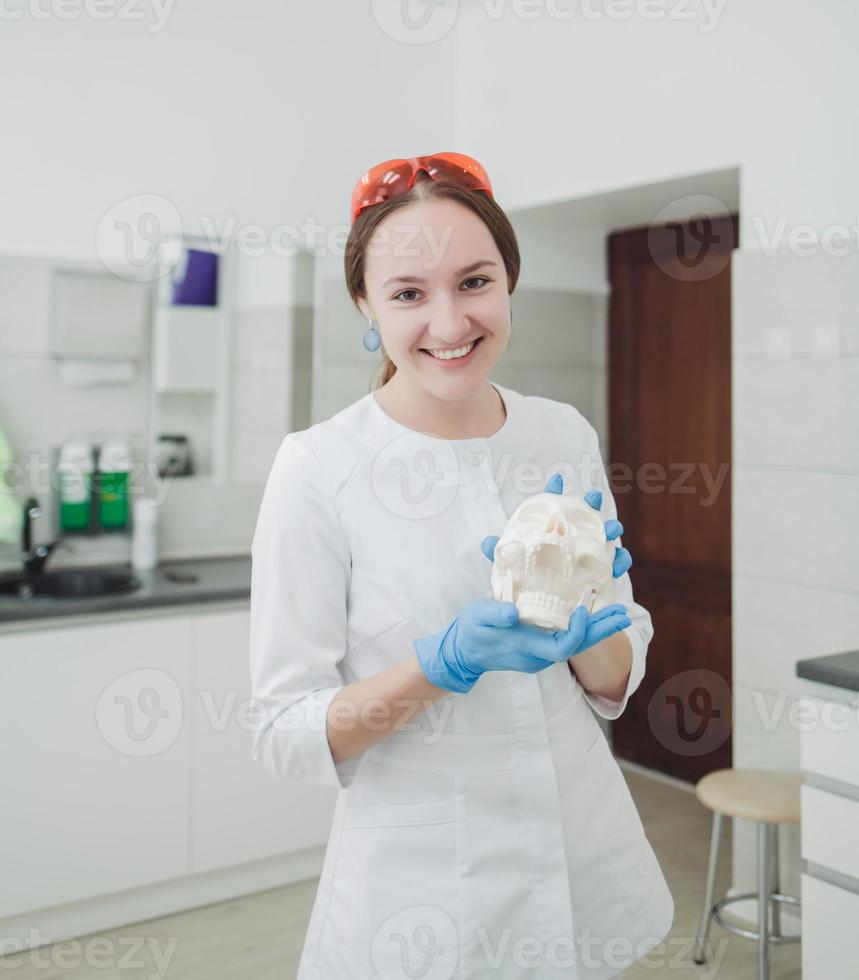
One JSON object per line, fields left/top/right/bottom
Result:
{"left": 20, "top": 496, "right": 67, "bottom": 577}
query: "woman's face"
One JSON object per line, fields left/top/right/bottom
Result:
{"left": 359, "top": 197, "right": 511, "bottom": 399}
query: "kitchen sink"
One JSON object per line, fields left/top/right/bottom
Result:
{"left": 0, "top": 568, "right": 142, "bottom": 600}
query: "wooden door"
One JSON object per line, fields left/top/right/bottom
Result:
{"left": 607, "top": 213, "right": 738, "bottom": 783}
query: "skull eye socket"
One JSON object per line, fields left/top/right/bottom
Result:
{"left": 496, "top": 540, "right": 525, "bottom": 562}
{"left": 515, "top": 501, "right": 551, "bottom": 522}
{"left": 576, "top": 554, "right": 605, "bottom": 579}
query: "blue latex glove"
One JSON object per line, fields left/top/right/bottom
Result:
{"left": 413, "top": 596, "right": 630, "bottom": 694}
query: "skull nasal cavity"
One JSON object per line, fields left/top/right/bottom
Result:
{"left": 545, "top": 513, "right": 567, "bottom": 535}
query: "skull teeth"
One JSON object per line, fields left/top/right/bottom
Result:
{"left": 518, "top": 590, "right": 566, "bottom": 612}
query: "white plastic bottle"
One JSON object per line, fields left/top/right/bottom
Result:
{"left": 131, "top": 497, "right": 159, "bottom": 571}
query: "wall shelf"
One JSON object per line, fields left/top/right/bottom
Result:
{"left": 146, "top": 237, "right": 235, "bottom": 486}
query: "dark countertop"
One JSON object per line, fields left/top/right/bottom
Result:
{"left": 796, "top": 650, "right": 859, "bottom": 693}
{"left": 0, "top": 555, "right": 251, "bottom": 629}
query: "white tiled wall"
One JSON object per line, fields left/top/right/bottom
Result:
{"left": 0, "top": 257, "right": 151, "bottom": 459}
{"left": 730, "top": 246, "right": 859, "bottom": 913}
{"left": 0, "top": 256, "right": 151, "bottom": 567}
{"left": 312, "top": 276, "right": 380, "bottom": 421}
{"left": 500, "top": 288, "right": 608, "bottom": 446}
{"left": 0, "top": 256, "right": 296, "bottom": 568}
{"left": 231, "top": 305, "right": 291, "bottom": 485}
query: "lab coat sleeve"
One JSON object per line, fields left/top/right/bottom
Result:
{"left": 577, "top": 423, "right": 654, "bottom": 721}
{"left": 248, "top": 432, "right": 361, "bottom": 790}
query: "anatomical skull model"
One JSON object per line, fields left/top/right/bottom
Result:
{"left": 490, "top": 491, "right": 616, "bottom": 631}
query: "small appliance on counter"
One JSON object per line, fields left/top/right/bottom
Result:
{"left": 155, "top": 434, "right": 194, "bottom": 477}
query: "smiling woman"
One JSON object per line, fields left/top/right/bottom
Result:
{"left": 249, "top": 151, "right": 671, "bottom": 979}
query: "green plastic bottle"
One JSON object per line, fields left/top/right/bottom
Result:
{"left": 98, "top": 439, "right": 132, "bottom": 530}
{"left": 58, "top": 440, "right": 94, "bottom": 532}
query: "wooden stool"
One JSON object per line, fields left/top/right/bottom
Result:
{"left": 692, "top": 768, "right": 802, "bottom": 980}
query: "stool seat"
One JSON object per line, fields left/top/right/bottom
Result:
{"left": 694, "top": 768, "right": 802, "bottom": 979}
{"left": 695, "top": 768, "right": 802, "bottom": 823}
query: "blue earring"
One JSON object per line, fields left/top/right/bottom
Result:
{"left": 362, "top": 316, "right": 381, "bottom": 352}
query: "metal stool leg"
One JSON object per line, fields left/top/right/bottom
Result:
{"left": 768, "top": 823, "right": 781, "bottom": 938}
{"left": 693, "top": 810, "right": 723, "bottom": 964}
{"left": 757, "top": 821, "right": 771, "bottom": 980}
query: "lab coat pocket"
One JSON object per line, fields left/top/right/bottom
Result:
{"left": 323, "top": 791, "right": 460, "bottom": 962}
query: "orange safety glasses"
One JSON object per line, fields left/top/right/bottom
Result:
{"left": 350, "top": 152, "right": 494, "bottom": 223}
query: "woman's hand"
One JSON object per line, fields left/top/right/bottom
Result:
{"left": 412, "top": 597, "right": 630, "bottom": 694}
{"left": 412, "top": 598, "right": 556, "bottom": 694}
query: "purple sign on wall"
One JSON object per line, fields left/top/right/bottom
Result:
{"left": 171, "top": 248, "right": 219, "bottom": 306}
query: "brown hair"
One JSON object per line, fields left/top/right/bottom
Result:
{"left": 343, "top": 170, "right": 521, "bottom": 389}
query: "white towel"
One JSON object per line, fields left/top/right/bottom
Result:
{"left": 58, "top": 358, "right": 137, "bottom": 386}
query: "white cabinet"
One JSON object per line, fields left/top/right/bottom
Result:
{"left": 798, "top": 684, "right": 859, "bottom": 980}
{"left": 154, "top": 306, "right": 223, "bottom": 393}
{"left": 0, "top": 615, "right": 192, "bottom": 917}
{"left": 801, "top": 785, "right": 859, "bottom": 880}
{"left": 799, "top": 694, "right": 859, "bottom": 785}
{"left": 0, "top": 604, "right": 337, "bottom": 929}
{"left": 801, "top": 875, "right": 859, "bottom": 978}
{"left": 190, "top": 607, "right": 336, "bottom": 873}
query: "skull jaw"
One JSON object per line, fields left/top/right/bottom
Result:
{"left": 514, "top": 584, "right": 601, "bottom": 631}
{"left": 517, "top": 591, "right": 583, "bottom": 631}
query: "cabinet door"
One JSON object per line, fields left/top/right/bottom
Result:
{"left": 190, "top": 608, "right": 337, "bottom": 874}
{"left": 799, "top": 695, "right": 859, "bottom": 787}
{"left": 801, "top": 784, "right": 859, "bottom": 879}
{"left": 0, "top": 616, "right": 191, "bottom": 917}
{"left": 802, "top": 874, "right": 859, "bottom": 979}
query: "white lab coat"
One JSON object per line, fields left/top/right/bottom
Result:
{"left": 249, "top": 382, "right": 674, "bottom": 980}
